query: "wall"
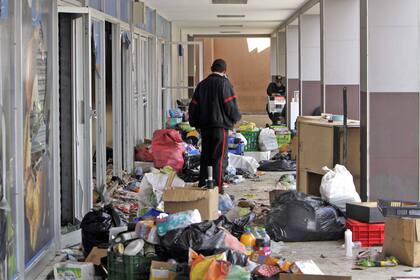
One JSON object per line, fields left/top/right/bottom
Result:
{"left": 199, "top": 37, "right": 270, "bottom": 114}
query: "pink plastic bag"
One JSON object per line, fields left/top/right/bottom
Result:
{"left": 152, "top": 129, "right": 185, "bottom": 171}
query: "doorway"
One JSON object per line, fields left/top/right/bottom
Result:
{"left": 58, "top": 13, "right": 91, "bottom": 237}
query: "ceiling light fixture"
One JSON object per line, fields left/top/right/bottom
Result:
{"left": 220, "top": 24, "right": 243, "bottom": 28}
{"left": 220, "top": 31, "right": 241, "bottom": 34}
{"left": 212, "top": 0, "right": 248, "bottom": 4}
{"left": 217, "top": 14, "right": 246, "bottom": 18}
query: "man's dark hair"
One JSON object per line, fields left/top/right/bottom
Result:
{"left": 211, "top": 59, "right": 227, "bottom": 73}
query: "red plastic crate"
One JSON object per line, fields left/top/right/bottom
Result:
{"left": 346, "top": 218, "right": 385, "bottom": 247}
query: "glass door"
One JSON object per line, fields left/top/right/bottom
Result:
{"left": 161, "top": 41, "right": 204, "bottom": 128}
{"left": 57, "top": 7, "right": 92, "bottom": 247}
{"left": 90, "top": 16, "right": 106, "bottom": 198}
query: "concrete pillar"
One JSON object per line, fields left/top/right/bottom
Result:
{"left": 299, "top": 14, "right": 321, "bottom": 116}
{"left": 360, "top": 0, "right": 420, "bottom": 201}
{"left": 321, "top": 0, "right": 360, "bottom": 119}
{"left": 286, "top": 25, "right": 300, "bottom": 126}
{"left": 286, "top": 25, "right": 299, "bottom": 99}
{"left": 270, "top": 36, "right": 277, "bottom": 76}
{"left": 277, "top": 31, "right": 286, "bottom": 77}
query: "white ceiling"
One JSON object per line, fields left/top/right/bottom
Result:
{"left": 143, "top": 0, "right": 309, "bottom": 35}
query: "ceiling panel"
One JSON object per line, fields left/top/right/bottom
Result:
{"left": 143, "top": 0, "right": 308, "bottom": 34}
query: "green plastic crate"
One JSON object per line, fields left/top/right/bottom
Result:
{"left": 240, "top": 130, "right": 260, "bottom": 151}
{"left": 108, "top": 252, "right": 154, "bottom": 280}
{"left": 276, "top": 133, "right": 292, "bottom": 147}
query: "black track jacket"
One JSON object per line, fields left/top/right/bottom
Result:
{"left": 189, "top": 73, "right": 241, "bottom": 129}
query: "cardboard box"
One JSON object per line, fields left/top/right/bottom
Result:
{"left": 346, "top": 202, "right": 384, "bottom": 223}
{"left": 163, "top": 187, "right": 219, "bottom": 220}
{"left": 149, "top": 261, "right": 177, "bottom": 280}
{"left": 54, "top": 262, "right": 94, "bottom": 280}
{"left": 383, "top": 216, "right": 420, "bottom": 267}
{"left": 280, "top": 275, "right": 351, "bottom": 280}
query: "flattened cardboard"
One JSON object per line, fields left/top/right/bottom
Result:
{"left": 346, "top": 202, "right": 384, "bottom": 223}
{"left": 85, "top": 247, "right": 108, "bottom": 265}
{"left": 280, "top": 275, "right": 351, "bottom": 280}
{"left": 291, "top": 260, "right": 323, "bottom": 275}
{"left": 383, "top": 217, "right": 420, "bottom": 267}
{"left": 163, "top": 187, "right": 219, "bottom": 220}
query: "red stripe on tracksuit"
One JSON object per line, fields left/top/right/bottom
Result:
{"left": 191, "top": 99, "right": 198, "bottom": 105}
{"left": 219, "top": 129, "right": 226, "bottom": 192}
{"left": 223, "top": 95, "right": 237, "bottom": 103}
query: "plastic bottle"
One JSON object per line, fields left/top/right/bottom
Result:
{"left": 345, "top": 229, "right": 353, "bottom": 257}
{"left": 260, "top": 227, "right": 272, "bottom": 256}
{"left": 240, "top": 227, "right": 256, "bottom": 256}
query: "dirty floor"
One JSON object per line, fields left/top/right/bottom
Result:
{"left": 227, "top": 171, "right": 420, "bottom": 280}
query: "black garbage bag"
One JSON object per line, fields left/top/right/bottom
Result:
{"left": 266, "top": 191, "right": 345, "bottom": 242}
{"left": 257, "top": 159, "right": 296, "bottom": 172}
{"left": 159, "top": 219, "right": 246, "bottom": 262}
{"left": 184, "top": 154, "right": 200, "bottom": 170}
{"left": 80, "top": 204, "right": 125, "bottom": 256}
{"left": 214, "top": 212, "right": 256, "bottom": 239}
{"left": 178, "top": 168, "right": 200, "bottom": 183}
{"left": 175, "top": 263, "right": 190, "bottom": 280}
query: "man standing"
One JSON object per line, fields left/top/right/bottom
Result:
{"left": 189, "top": 59, "right": 241, "bottom": 193}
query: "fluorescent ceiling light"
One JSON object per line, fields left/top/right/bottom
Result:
{"left": 212, "top": 0, "right": 248, "bottom": 4}
{"left": 220, "top": 24, "right": 243, "bottom": 28}
{"left": 217, "top": 14, "right": 246, "bottom": 18}
{"left": 220, "top": 31, "right": 241, "bottom": 34}
{"left": 247, "top": 38, "right": 270, "bottom": 53}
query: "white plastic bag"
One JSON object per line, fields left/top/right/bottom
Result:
{"left": 138, "top": 172, "right": 185, "bottom": 208}
{"left": 228, "top": 153, "right": 259, "bottom": 175}
{"left": 258, "top": 128, "right": 278, "bottom": 151}
{"left": 320, "top": 164, "right": 361, "bottom": 212}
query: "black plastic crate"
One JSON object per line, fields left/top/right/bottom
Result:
{"left": 378, "top": 199, "right": 420, "bottom": 218}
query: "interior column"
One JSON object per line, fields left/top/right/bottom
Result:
{"left": 360, "top": 0, "right": 420, "bottom": 201}
{"left": 299, "top": 14, "right": 321, "bottom": 116}
{"left": 321, "top": 0, "right": 360, "bottom": 119}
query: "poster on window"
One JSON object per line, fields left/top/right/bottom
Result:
{"left": 22, "top": 0, "right": 54, "bottom": 265}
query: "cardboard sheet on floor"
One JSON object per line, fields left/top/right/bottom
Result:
{"left": 85, "top": 246, "right": 107, "bottom": 265}
{"left": 279, "top": 275, "right": 351, "bottom": 280}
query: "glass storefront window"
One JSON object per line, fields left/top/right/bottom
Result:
{"left": 22, "top": 0, "right": 54, "bottom": 266}
{"left": 105, "top": 0, "right": 117, "bottom": 18}
{"left": 89, "top": 0, "right": 102, "bottom": 11}
{"left": 120, "top": 0, "right": 130, "bottom": 22}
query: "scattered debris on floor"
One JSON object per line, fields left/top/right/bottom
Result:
{"left": 54, "top": 118, "right": 420, "bottom": 280}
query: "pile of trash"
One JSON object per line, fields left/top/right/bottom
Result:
{"left": 59, "top": 192, "right": 344, "bottom": 280}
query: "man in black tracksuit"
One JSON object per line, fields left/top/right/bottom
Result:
{"left": 189, "top": 59, "right": 241, "bottom": 193}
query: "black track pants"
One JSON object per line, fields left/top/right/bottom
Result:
{"left": 199, "top": 128, "right": 228, "bottom": 192}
